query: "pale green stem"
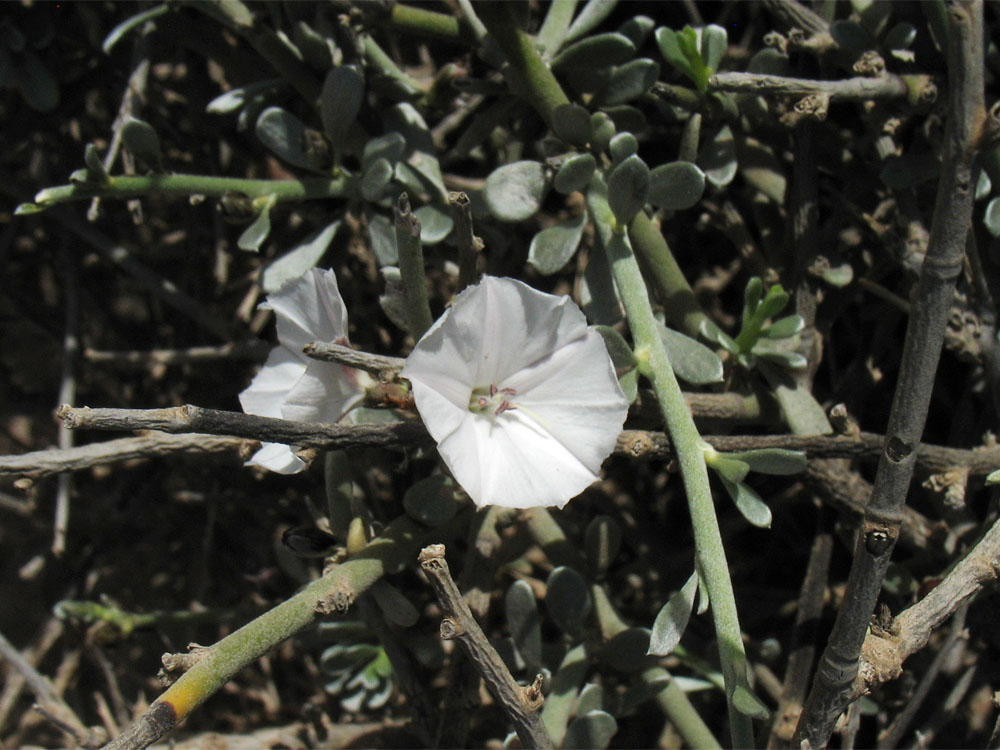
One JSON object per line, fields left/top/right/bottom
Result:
{"left": 387, "top": 4, "right": 472, "bottom": 43}
{"left": 589, "top": 182, "right": 755, "bottom": 748}
{"left": 105, "top": 512, "right": 463, "bottom": 750}
{"left": 26, "top": 173, "right": 355, "bottom": 213}
{"left": 627, "top": 212, "right": 706, "bottom": 339}
{"left": 536, "top": 0, "right": 579, "bottom": 57}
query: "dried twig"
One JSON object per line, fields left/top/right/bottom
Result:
{"left": 302, "top": 342, "right": 404, "bottom": 381}
{"left": 53, "top": 243, "right": 79, "bottom": 557}
{"left": 418, "top": 544, "right": 553, "bottom": 749}
{"left": 796, "top": 3, "right": 985, "bottom": 744}
{"left": 708, "top": 71, "right": 926, "bottom": 103}
{"left": 53, "top": 405, "right": 1000, "bottom": 476}
{"left": 0, "top": 629, "right": 105, "bottom": 748}
{"left": 0, "top": 433, "right": 251, "bottom": 479}
{"left": 84, "top": 341, "right": 270, "bottom": 368}
{"left": 448, "top": 191, "right": 483, "bottom": 289}
{"left": 858, "top": 515, "right": 1000, "bottom": 697}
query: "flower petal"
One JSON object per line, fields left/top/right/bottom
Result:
{"left": 506, "top": 329, "right": 628, "bottom": 469}
{"left": 281, "top": 359, "right": 365, "bottom": 424}
{"left": 246, "top": 442, "right": 306, "bottom": 474}
{"left": 472, "top": 277, "right": 592, "bottom": 385}
{"left": 437, "top": 411, "right": 600, "bottom": 508}
{"left": 402, "top": 277, "right": 593, "bottom": 397}
{"left": 239, "top": 347, "right": 306, "bottom": 418}
{"left": 268, "top": 267, "right": 349, "bottom": 352}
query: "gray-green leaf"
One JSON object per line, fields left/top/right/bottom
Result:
{"left": 648, "top": 571, "right": 698, "bottom": 656}
{"left": 600, "top": 58, "right": 660, "bottom": 106}
{"left": 552, "top": 32, "right": 636, "bottom": 70}
{"left": 402, "top": 474, "right": 459, "bottom": 526}
{"left": 415, "top": 204, "right": 453, "bottom": 244}
{"left": 255, "top": 107, "right": 326, "bottom": 171}
{"left": 551, "top": 102, "right": 592, "bottom": 147}
{"left": 361, "top": 157, "right": 394, "bottom": 202}
{"left": 121, "top": 117, "right": 162, "bottom": 168}
{"left": 564, "top": 711, "right": 618, "bottom": 750}
{"left": 698, "top": 124, "right": 737, "bottom": 188}
{"left": 720, "top": 476, "right": 772, "bottom": 528}
{"left": 484, "top": 160, "right": 547, "bottom": 222}
{"left": 648, "top": 161, "right": 706, "bottom": 210}
{"left": 262, "top": 218, "right": 341, "bottom": 292}
{"left": 321, "top": 65, "right": 365, "bottom": 154}
{"left": 546, "top": 566, "right": 591, "bottom": 637}
{"left": 505, "top": 580, "right": 541, "bottom": 673}
{"left": 608, "top": 132, "right": 638, "bottom": 167}
{"left": 607, "top": 154, "right": 649, "bottom": 225}
{"left": 727, "top": 448, "right": 807, "bottom": 476}
{"left": 554, "top": 153, "right": 596, "bottom": 194}
{"left": 658, "top": 323, "right": 724, "bottom": 384}
{"left": 528, "top": 214, "right": 586, "bottom": 275}
{"left": 237, "top": 200, "right": 274, "bottom": 252}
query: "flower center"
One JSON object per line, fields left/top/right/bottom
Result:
{"left": 468, "top": 383, "right": 518, "bottom": 416}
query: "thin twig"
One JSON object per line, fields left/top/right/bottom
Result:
{"left": 53, "top": 404, "right": 1000, "bottom": 476}
{"left": 302, "top": 342, "right": 404, "bottom": 381}
{"left": 0, "top": 433, "right": 252, "bottom": 479}
{"left": 449, "top": 191, "right": 482, "bottom": 290}
{"left": 857, "top": 514, "right": 1000, "bottom": 698}
{"left": 875, "top": 604, "right": 969, "bottom": 748}
{"left": 84, "top": 341, "right": 270, "bottom": 368}
{"left": 796, "top": 5, "right": 985, "bottom": 743}
{"left": 418, "top": 544, "right": 553, "bottom": 749}
{"left": 88, "top": 30, "right": 151, "bottom": 223}
{"left": 708, "top": 71, "right": 922, "bottom": 102}
{"left": 768, "top": 521, "right": 834, "bottom": 748}
{"left": 0, "top": 629, "right": 105, "bottom": 748}
{"left": 53, "top": 243, "right": 79, "bottom": 557}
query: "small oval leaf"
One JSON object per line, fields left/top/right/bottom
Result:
{"left": 648, "top": 570, "right": 698, "bottom": 656}
{"left": 590, "top": 111, "right": 616, "bottom": 154}
{"left": 528, "top": 213, "right": 587, "bottom": 275}
{"left": 321, "top": 65, "right": 365, "bottom": 153}
{"left": 600, "top": 58, "right": 660, "bottom": 106}
{"left": 552, "top": 32, "right": 636, "bottom": 70}
{"left": 563, "top": 710, "right": 618, "bottom": 750}
{"left": 728, "top": 448, "right": 807, "bottom": 476}
{"left": 505, "top": 580, "right": 541, "bottom": 672}
{"left": 698, "top": 124, "right": 737, "bottom": 188}
{"left": 402, "top": 474, "right": 459, "bottom": 526}
{"left": 546, "top": 566, "right": 591, "bottom": 637}
{"left": 484, "top": 160, "right": 547, "bottom": 222}
{"left": 551, "top": 102, "right": 592, "bottom": 147}
{"left": 256, "top": 107, "right": 327, "bottom": 171}
{"left": 361, "top": 157, "right": 394, "bottom": 202}
{"left": 608, "top": 132, "right": 638, "bottom": 167}
{"left": 121, "top": 117, "right": 162, "bottom": 167}
{"left": 720, "top": 476, "right": 772, "bottom": 528}
{"left": 414, "top": 204, "right": 453, "bottom": 244}
{"left": 658, "top": 323, "right": 724, "bottom": 384}
{"left": 554, "top": 153, "right": 596, "bottom": 194}
{"left": 764, "top": 314, "right": 805, "bottom": 339}
{"left": 238, "top": 203, "right": 273, "bottom": 252}
{"left": 648, "top": 161, "right": 705, "bottom": 210}
{"left": 607, "top": 154, "right": 649, "bottom": 225}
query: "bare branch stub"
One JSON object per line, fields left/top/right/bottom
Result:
{"left": 418, "top": 545, "right": 553, "bottom": 750}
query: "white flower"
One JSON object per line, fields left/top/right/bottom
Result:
{"left": 401, "top": 276, "right": 628, "bottom": 509}
{"left": 239, "top": 268, "right": 366, "bottom": 473}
